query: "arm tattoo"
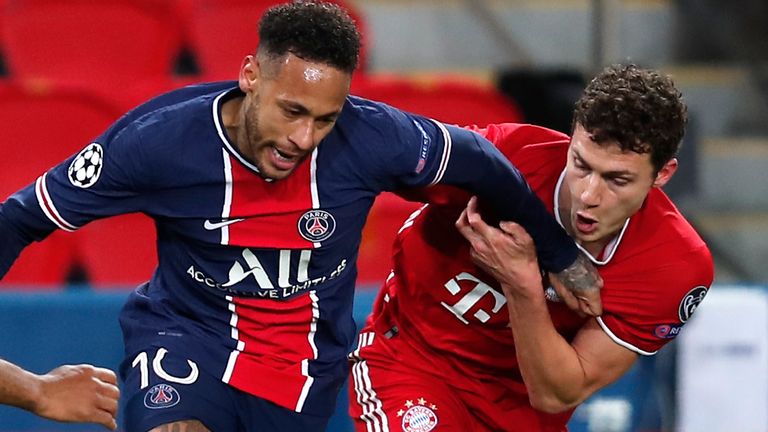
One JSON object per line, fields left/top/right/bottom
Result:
{"left": 553, "top": 252, "right": 601, "bottom": 294}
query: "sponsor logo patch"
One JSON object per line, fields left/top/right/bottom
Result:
{"left": 143, "top": 384, "right": 180, "bottom": 409}
{"left": 67, "top": 143, "right": 103, "bottom": 188}
{"left": 203, "top": 218, "right": 245, "bottom": 230}
{"left": 678, "top": 286, "right": 708, "bottom": 323}
{"left": 297, "top": 210, "right": 336, "bottom": 242}
{"left": 411, "top": 120, "right": 432, "bottom": 174}
{"left": 653, "top": 323, "right": 684, "bottom": 339}
{"left": 398, "top": 398, "right": 438, "bottom": 432}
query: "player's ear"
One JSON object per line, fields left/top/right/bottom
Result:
{"left": 238, "top": 55, "right": 260, "bottom": 93}
{"left": 652, "top": 158, "right": 678, "bottom": 188}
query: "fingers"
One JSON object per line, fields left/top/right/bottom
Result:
{"left": 92, "top": 367, "right": 117, "bottom": 385}
{"left": 464, "top": 197, "right": 493, "bottom": 236}
{"left": 95, "top": 382, "right": 120, "bottom": 415}
{"left": 549, "top": 273, "right": 585, "bottom": 317}
{"left": 576, "top": 290, "right": 603, "bottom": 317}
{"left": 91, "top": 408, "right": 117, "bottom": 431}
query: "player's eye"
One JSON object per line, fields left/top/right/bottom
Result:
{"left": 283, "top": 108, "right": 301, "bottom": 118}
{"left": 316, "top": 117, "right": 336, "bottom": 127}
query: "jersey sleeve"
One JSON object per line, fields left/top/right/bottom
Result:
{"left": 367, "top": 109, "right": 578, "bottom": 273}
{"left": 597, "top": 244, "right": 714, "bottom": 355}
{"left": 0, "top": 120, "right": 153, "bottom": 279}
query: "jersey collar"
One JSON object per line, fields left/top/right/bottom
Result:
{"left": 211, "top": 87, "right": 267, "bottom": 178}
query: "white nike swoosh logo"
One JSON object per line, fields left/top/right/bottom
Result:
{"left": 203, "top": 218, "right": 245, "bottom": 230}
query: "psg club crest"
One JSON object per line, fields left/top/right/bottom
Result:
{"left": 143, "top": 384, "right": 181, "bottom": 409}
{"left": 67, "top": 143, "right": 104, "bottom": 188}
{"left": 398, "top": 398, "right": 439, "bottom": 432}
{"left": 678, "top": 286, "right": 708, "bottom": 323}
{"left": 297, "top": 210, "right": 336, "bottom": 242}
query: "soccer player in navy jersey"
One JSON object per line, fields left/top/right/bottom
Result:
{"left": 0, "top": 2, "right": 600, "bottom": 431}
{"left": 0, "top": 359, "right": 119, "bottom": 429}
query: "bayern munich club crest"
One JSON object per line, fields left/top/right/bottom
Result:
{"left": 297, "top": 209, "right": 336, "bottom": 242}
{"left": 398, "top": 398, "right": 439, "bottom": 432}
{"left": 143, "top": 384, "right": 181, "bottom": 409}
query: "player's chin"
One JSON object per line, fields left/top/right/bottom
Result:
{"left": 261, "top": 166, "right": 295, "bottom": 181}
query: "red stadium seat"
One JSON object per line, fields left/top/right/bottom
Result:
{"left": 0, "top": 82, "right": 156, "bottom": 288}
{"left": 351, "top": 75, "right": 525, "bottom": 126}
{"left": 77, "top": 213, "right": 157, "bottom": 288}
{"left": 0, "top": 83, "right": 120, "bottom": 287}
{"left": 184, "top": 0, "right": 370, "bottom": 82}
{"left": 352, "top": 75, "right": 525, "bottom": 286}
{"left": 1, "top": 0, "right": 182, "bottom": 94}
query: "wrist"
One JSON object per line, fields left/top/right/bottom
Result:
{"left": 20, "top": 370, "right": 45, "bottom": 415}
{"left": 500, "top": 274, "right": 545, "bottom": 302}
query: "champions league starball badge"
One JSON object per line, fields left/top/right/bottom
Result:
{"left": 297, "top": 209, "right": 336, "bottom": 242}
{"left": 67, "top": 143, "right": 104, "bottom": 188}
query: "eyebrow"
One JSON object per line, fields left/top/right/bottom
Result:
{"left": 279, "top": 100, "right": 341, "bottom": 120}
{"left": 573, "top": 151, "right": 635, "bottom": 178}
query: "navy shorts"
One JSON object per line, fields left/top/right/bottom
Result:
{"left": 120, "top": 345, "right": 330, "bottom": 431}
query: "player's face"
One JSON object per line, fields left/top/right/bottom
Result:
{"left": 237, "top": 54, "right": 350, "bottom": 180}
{"left": 560, "top": 124, "right": 677, "bottom": 255}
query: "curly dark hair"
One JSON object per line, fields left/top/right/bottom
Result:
{"left": 258, "top": 1, "right": 360, "bottom": 74}
{"left": 572, "top": 64, "right": 687, "bottom": 173}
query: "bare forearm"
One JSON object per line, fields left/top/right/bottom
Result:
{"left": 504, "top": 289, "right": 588, "bottom": 412}
{"left": 0, "top": 359, "right": 42, "bottom": 413}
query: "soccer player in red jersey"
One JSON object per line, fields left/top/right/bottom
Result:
{"left": 349, "top": 64, "right": 714, "bottom": 432}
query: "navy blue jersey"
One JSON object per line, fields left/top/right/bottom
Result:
{"left": 0, "top": 82, "right": 577, "bottom": 416}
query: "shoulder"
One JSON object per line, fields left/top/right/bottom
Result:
{"left": 95, "top": 82, "right": 236, "bottom": 184}
{"left": 597, "top": 191, "right": 714, "bottom": 353}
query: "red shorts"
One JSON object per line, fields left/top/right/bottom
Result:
{"left": 348, "top": 328, "right": 571, "bottom": 432}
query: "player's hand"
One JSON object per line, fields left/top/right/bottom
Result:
{"left": 33, "top": 364, "right": 119, "bottom": 430}
{"left": 550, "top": 252, "right": 603, "bottom": 317}
{"left": 456, "top": 197, "right": 544, "bottom": 297}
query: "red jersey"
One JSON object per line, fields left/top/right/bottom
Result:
{"left": 359, "top": 123, "right": 714, "bottom": 429}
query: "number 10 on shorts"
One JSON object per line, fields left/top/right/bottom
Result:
{"left": 131, "top": 348, "right": 200, "bottom": 389}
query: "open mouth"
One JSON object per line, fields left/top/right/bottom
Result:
{"left": 273, "top": 147, "right": 298, "bottom": 161}
{"left": 574, "top": 212, "right": 598, "bottom": 234}
{"left": 270, "top": 147, "right": 301, "bottom": 170}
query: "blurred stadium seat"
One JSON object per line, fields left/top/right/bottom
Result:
{"left": 77, "top": 213, "right": 157, "bottom": 288}
{"left": 1, "top": 0, "right": 182, "bottom": 106}
{"left": 351, "top": 75, "right": 524, "bottom": 126}
{"left": 0, "top": 82, "right": 121, "bottom": 286}
{"left": 0, "top": 82, "right": 156, "bottom": 287}
{"left": 184, "top": 0, "right": 369, "bottom": 82}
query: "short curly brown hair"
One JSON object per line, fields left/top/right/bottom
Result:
{"left": 572, "top": 64, "right": 687, "bottom": 173}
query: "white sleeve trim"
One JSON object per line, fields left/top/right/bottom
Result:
{"left": 596, "top": 316, "right": 657, "bottom": 356}
{"left": 35, "top": 174, "right": 78, "bottom": 232}
{"left": 428, "top": 120, "right": 452, "bottom": 186}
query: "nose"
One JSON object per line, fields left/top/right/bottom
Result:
{"left": 580, "top": 174, "right": 602, "bottom": 207}
{"left": 288, "top": 119, "right": 316, "bottom": 151}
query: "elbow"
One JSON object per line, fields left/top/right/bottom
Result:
{"left": 528, "top": 391, "right": 579, "bottom": 414}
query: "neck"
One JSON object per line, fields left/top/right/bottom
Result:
{"left": 220, "top": 95, "right": 244, "bottom": 140}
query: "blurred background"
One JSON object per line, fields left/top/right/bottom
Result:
{"left": 0, "top": 0, "right": 766, "bottom": 431}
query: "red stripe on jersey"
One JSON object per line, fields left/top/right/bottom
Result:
{"left": 227, "top": 155, "right": 315, "bottom": 248}
{"left": 227, "top": 294, "right": 317, "bottom": 410}
{"left": 35, "top": 174, "right": 77, "bottom": 231}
